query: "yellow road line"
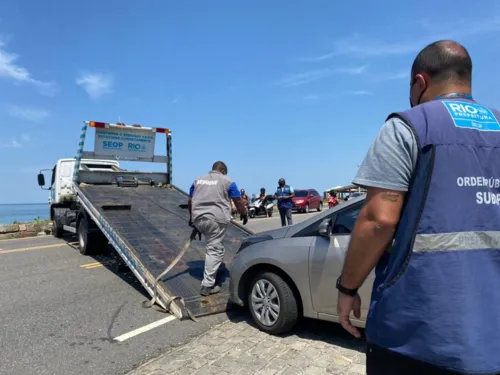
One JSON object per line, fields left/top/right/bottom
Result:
{"left": 0, "top": 243, "right": 67, "bottom": 255}
{"left": 80, "top": 261, "right": 114, "bottom": 269}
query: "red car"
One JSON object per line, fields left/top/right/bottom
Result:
{"left": 292, "top": 189, "right": 323, "bottom": 213}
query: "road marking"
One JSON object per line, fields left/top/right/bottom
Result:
{"left": 80, "top": 260, "right": 114, "bottom": 269}
{"left": 113, "top": 315, "right": 177, "bottom": 342}
{"left": 0, "top": 235, "right": 53, "bottom": 242}
{"left": 0, "top": 243, "right": 67, "bottom": 255}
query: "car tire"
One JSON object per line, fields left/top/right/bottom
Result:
{"left": 318, "top": 202, "right": 323, "bottom": 212}
{"left": 78, "top": 217, "right": 108, "bottom": 256}
{"left": 248, "top": 271, "right": 299, "bottom": 335}
{"left": 305, "top": 204, "right": 309, "bottom": 214}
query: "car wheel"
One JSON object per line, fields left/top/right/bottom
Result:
{"left": 305, "top": 204, "right": 309, "bottom": 214}
{"left": 318, "top": 202, "right": 323, "bottom": 212}
{"left": 248, "top": 271, "right": 299, "bottom": 335}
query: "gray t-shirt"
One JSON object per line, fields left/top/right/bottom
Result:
{"left": 353, "top": 117, "right": 418, "bottom": 191}
{"left": 189, "top": 171, "right": 241, "bottom": 224}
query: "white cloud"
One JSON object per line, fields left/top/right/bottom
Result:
{"left": 0, "top": 41, "right": 57, "bottom": 95}
{"left": 373, "top": 71, "right": 409, "bottom": 82}
{"left": 300, "top": 34, "right": 418, "bottom": 61}
{"left": 346, "top": 90, "right": 374, "bottom": 96}
{"left": 299, "top": 13, "right": 500, "bottom": 62}
{"left": 171, "top": 96, "right": 180, "bottom": 104}
{"left": 76, "top": 72, "right": 114, "bottom": 99}
{"left": 276, "top": 65, "right": 368, "bottom": 88}
{"left": 0, "top": 138, "right": 22, "bottom": 149}
{"left": 21, "top": 133, "right": 30, "bottom": 142}
{"left": 7, "top": 105, "right": 49, "bottom": 123}
{"left": 303, "top": 94, "right": 321, "bottom": 101}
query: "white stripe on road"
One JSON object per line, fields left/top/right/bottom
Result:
{"left": 113, "top": 315, "right": 177, "bottom": 342}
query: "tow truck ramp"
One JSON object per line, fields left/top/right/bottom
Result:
{"left": 71, "top": 121, "right": 252, "bottom": 320}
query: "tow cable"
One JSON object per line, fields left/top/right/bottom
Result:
{"left": 142, "top": 227, "right": 201, "bottom": 322}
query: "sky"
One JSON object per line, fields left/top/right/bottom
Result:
{"left": 1, "top": 1, "right": 500, "bottom": 204}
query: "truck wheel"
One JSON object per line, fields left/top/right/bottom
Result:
{"left": 318, "top": 202, "right": 323, "bottom": 212}
{"left": 248, "top": 271, "right": 299, "bottom": 335}
{"left": 52, "top": 207, "right": 68, "bottom": 238}
{"left": 305, "top": 204, "right": 310, "bottom": 214}
{"left": 78, "top": 217, "right": 108, "bottom": 256}
{"left": 52, "top": 216, "right": 64, "bottom": 238}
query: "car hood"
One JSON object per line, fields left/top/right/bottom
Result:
{"left": 246, "top": 227, "right": 290, "bottom": 241}
{"left": 292, "top": 196, "right": 307, "bottom": 201}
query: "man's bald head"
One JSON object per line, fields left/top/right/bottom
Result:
{"left": 411, "top": 40, "right": 472, "bottom": 86}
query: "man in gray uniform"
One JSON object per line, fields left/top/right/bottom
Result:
{"left": 188, "top": 161, "right": 248, "bottom": 296}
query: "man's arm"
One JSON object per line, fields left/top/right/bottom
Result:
{"left": 188, "top": 182, "right": 195, "bottom": 216}
{"left": 288, "top": 186, "right": 295, "bottom": 199}
{"left": 340, "top": 188, "right": 405, "bottom": 289}
{"left": 337, "top": 117, "right": 418, "bottom": 338}
{"left": 341, "top": 117, "right": 417, "bottom": 287}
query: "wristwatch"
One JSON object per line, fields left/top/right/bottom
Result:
{"left": 336, "top": 276, "right": 358, "bottom": 296}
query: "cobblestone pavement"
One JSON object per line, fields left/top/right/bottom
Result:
{"left": 127, "top": 314, "right": 367, "bottom": 375}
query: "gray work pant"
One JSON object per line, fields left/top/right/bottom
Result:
{"left": 279, "top": 207, "right": 293, "bottom": 227}
{"left": 194, "top": 217, "right": 227, "bottom": 288}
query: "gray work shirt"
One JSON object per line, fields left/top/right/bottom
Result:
{"left": 189, "top": 171, "right": 241, "bottom": 224}
{"left": 353, "top": 117, "right": 418, "bottom": 191}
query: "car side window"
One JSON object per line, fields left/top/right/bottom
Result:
{"left": 332, "top": 205, "right": 362, "bottom": 234}
{"left": 292, "top": 202, "right": 363, "bottom": 238}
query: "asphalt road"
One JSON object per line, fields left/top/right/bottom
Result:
{"left": 244, "top": 209, "right": 322, "bottom": 233}
{"left": 0, "top": 210, "right": 322, "bottom": 375}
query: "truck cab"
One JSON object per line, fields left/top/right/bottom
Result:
{"left": 38, "top": 159, "right": 121, "bottom": 236}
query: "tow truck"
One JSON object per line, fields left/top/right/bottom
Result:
{"left": 37, "top": 120, "right": 252, "bottom": 319}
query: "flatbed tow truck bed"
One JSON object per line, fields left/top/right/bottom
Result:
{"left": 76, "top": 183, "right": 252, "bottom": 318}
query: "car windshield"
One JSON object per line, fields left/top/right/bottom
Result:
{"left": 294, "top": 190, "right": 308, "bottom": 197}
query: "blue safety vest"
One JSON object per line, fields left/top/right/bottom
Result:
{"left": 366, "top": 96, "right": 500, "bottom": 374}
{"left": 275, "top": 185, "right": 293, "bottom": 209}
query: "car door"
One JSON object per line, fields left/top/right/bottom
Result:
{"left": 312, "top": 190, "right": 320, "bottom": 209}
{"left": 308, "top": 202, "right": 374, "bottom": 322}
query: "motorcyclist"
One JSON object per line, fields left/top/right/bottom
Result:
{"left": 259, "top": 188, "right": 267, "bottom": 202}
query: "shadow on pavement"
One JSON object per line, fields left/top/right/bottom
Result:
{"left": 225, "top": 307, "right": 366, "bottom": 353}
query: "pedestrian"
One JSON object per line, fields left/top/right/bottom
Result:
{"left": 336, "top": 40, "right": 500, "bottom": 374}
{"left": 188, "top": 161, "right": 248, "bottom": 296}
{"left": 274, "top": 178, "right": 295, "bottom": 227}
{"left": 240, "top": 189, "right": 250, "bottom": 221}
{"left": 327, "top": 190, "right": 339, "bottom": 208}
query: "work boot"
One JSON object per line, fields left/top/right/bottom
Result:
{"left": 200, "top": 285, "right": 221, "bottom": 296}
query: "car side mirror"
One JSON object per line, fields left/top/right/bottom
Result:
{"left": 318, "top": 218, "right": 332, "bottom": 237}
{"left": 37, "top": 173, "right": 46, "bottom": 187}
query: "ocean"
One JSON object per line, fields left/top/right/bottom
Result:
{"left": 0, "top": 204, "right": 50, "bottom": 225}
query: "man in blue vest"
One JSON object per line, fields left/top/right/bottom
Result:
{"left": 274, "top": 178, "right": 295, "bottom": 227}
{"left": 336, "top": 40, "right": 500, "bottom": 374}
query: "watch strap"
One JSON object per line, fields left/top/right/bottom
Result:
{"left": 336, "top": 276, "right": 358, "bottom": 296}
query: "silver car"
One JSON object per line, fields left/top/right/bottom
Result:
{"left": 229, "top": 196, "right": 374, "bottom": 334}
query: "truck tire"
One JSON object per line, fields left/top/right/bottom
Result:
{"left": 248, "top": 271, "right": 299, "bottom": 335}
{"left": 52, "top": 216, "right": 64, "bottom": 238}
{"left": 52, "top": 208, "right": 68, "bottom": 238}
{"left": 78, "top": 217, "right": 108, "bottom": 256}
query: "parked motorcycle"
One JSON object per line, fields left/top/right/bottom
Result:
{"left": 248, "top": 197, "right": 274, "bottom": 218}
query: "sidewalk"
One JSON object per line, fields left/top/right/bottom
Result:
{"left": 128, "top": 314, "right": 366, "bottom": 375}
